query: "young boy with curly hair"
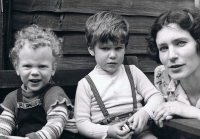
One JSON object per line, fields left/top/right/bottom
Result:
{"left": 0, "top": 24, "right": 74, "bottom": 139}
{"left": 75, "top": 11, "right": 164, "bottom": 139}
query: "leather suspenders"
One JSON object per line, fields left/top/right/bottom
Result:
{"left": 85, "top": 65, "right": 137, "bottom": 125}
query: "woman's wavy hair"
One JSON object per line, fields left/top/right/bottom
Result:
{"left": 9, "top": 24, "right": 62, "bottom": 67}
{"left": 146, "top": 7, "right": 200, "bottom": 63}
{"left": 85, "top": 11, "right": 130, "bottom": 48}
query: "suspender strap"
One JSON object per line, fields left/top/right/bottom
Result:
{"left": 85, "top": 65, "right": 137, "bottom": 119}
{"left": 124, "top": 65, "right": 137, "bottom": 109}
{"left": 17, "top": 88, "right": 22, "bottom": 102}
{"left": 85, "top": 75, "right": 110, "bottom": 117}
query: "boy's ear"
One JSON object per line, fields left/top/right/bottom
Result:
{"left": 52, "top": 62, "right": 57, "bottom": 76}
{"left": 88, "top": 47, "right": 95, "bottom": 56}
{"left": 14, "top": 62, "right": 20, "bottom": 76}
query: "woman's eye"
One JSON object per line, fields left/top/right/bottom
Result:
{"left": 177, "top": 41, "right": 186, "bottom": 47}
{"left": 159, "top": 46, "right": 168, "bottom": 52}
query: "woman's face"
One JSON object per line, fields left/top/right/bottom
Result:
{"left": 156, "top": 23, "right": 200, "bottom": 80}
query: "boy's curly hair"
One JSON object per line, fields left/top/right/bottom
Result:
{"left": 9, "top": 24, "right": 62, "bottom": 66}
{"left": 85, "top": 11, "right": 129, "bottom": 48}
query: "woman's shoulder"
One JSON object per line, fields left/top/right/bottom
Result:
{"left": 155, "top": 65, "right": 166, "bottom": 74}
{"left": 154, "top": 65, "right": 168, "bottom": 79}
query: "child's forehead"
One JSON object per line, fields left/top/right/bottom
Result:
{"left": 97, "top": 40, "right": 125, "bottom": 46}
{"left": 18, "top": 44, "right": 53, "bottom": 57}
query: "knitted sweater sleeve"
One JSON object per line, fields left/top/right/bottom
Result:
{"left": 130, "top": 65, "right": 164, "bottom": 118}
{"left": 74, "top": 79, "right": 109, "bottom": 139}
{"left": 26, "top": 86, "right": 71, "bottom": 139}
{"left": 0, "top": 105, "right": 15, "bottom": 136}
{"left": 0, "top": 90, "right": 18, "bottom": 136}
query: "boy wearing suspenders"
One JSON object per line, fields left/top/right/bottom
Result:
{"left": 75, "top": 11, "right": 164, "bottom": 139}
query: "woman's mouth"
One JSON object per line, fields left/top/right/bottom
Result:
{"left": 169, "top": 64, "right": 184, "bottom": 68}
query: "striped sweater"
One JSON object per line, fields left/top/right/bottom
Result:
{"left": 0, "top": 85, "right": 73, "bottom": 139}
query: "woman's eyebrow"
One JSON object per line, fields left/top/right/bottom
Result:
{"left": 172, "top": 37, "right": 188, "bottom": 43}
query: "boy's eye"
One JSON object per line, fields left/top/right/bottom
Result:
{"left": 177, "top": 41, "right": 186, "bottom": 47}
{"left": 101, "top": 47, "right": 109, "bottom": 50}
{"left": 116, "top": 47, "right": 123, "bottom": 51}
{"left": 23, "top": 65, "right": 31, "bottom": 68}
{"left": 159, "top": 46, "right": 168, "bottom": 52}
{"left": 39, "top": 65, "right": 47, "bottom": 68}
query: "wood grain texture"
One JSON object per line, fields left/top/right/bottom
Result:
{"left": 11, "top": 31, "right": 149, "bottom": 54}
{"left": 12, "top": 0, "right": 193, "bottom": 16}
{"left": 0, "top": 1, "right": 3, "bottom": 70}
{"left": 56, "top": 55, "right": 159, "bottom": 72}
{"left": 12, "top": 11, "right": 156, "bottom": 34}
{"left": 164, "top": 118, "right": 200, "bottom": 136}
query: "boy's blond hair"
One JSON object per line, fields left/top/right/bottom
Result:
{"left": 9, "top": 24, "right": 62, "bottom": 67}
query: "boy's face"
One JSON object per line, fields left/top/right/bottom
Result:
{"left": 15, "top": 43, "right": 56, "bottom": 92}
{"left": 88, "top": 40, "right": 125, "bottom": 74}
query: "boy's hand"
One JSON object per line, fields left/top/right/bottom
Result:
{"left": 1, "top": 136, "right": 29, "bottom": 139}
{"left": 128, "top": 109, "right": 150, "bottom": 134}
{"left": 107, "top": 120, "right": 134, "bottom": 139}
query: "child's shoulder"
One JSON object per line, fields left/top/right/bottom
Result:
{"left": 1, "top": 89, "right": 18, "bottom": 112}
{"left": 126, "top": 64, "right": 143, "bottom": 74}
{"left": 5, "top": 89, "right": 18, "bottom": 101}
{"left": 45, "top": 85, "right": 67, "bottom": 98}
{"left": 44, "top": 85, "right": 73, "bottom": 111}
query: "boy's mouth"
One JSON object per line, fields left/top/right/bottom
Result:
{"left": 29, "top": 79, "right": 42, "bottom": 83}
{"left": 108, "top": 62, "right": 117, "bottom": 64}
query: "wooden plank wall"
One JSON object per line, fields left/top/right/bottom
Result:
{"left": 0, "top": 0, "right": 194, "bottom": 100}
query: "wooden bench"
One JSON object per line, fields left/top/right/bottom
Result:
{"left": 0, "top": 56, "right": 200, "bottom": 138}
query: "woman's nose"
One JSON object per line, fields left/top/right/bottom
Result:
{"left": 168, "top": 47, "right": 178, "bottom": 62}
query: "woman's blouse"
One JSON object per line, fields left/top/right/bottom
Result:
{"left": 154, "top": 65, "right": 200, "bottom": 108}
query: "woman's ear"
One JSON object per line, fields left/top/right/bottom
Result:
{"left": 88, "top": 47, "right": 95, "bottom": 56}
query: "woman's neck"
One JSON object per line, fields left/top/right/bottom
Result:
{"left": 180, "top": 74, "right": 200, "bottom": 106}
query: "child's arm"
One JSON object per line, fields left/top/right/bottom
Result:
{"left": 75, "top": 80, "right": 133, "bottom": 139}
{"left": 75, "top": 80, "right": 109, "bottom": 138}
{"left": 25, "top": 103, "right": 68, "bottom": 139}
{"left": 131, "top": 65, "right": 164, "bottom": 118}
{"left": 127, "top": 109, "right": 150, "bottom": 134}
{"left": 0, "top": 105, "right": 15, "bottom": 136}
{"left": 25, "top": 86, "right": 71, "bottom": 139}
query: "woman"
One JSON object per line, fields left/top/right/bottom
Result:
{"left": 146, "top": 6, "right": 200, "bottom": 129}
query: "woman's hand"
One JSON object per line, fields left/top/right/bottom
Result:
{"left": 153, "top": 101, "right": 200, "bottom": 127}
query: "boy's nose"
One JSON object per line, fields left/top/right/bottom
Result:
{"left": 109, "top": 51, "right": 116, "bottom": 59}
{"left": 31, "top": 68, "right": 39, "bottom": 76}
